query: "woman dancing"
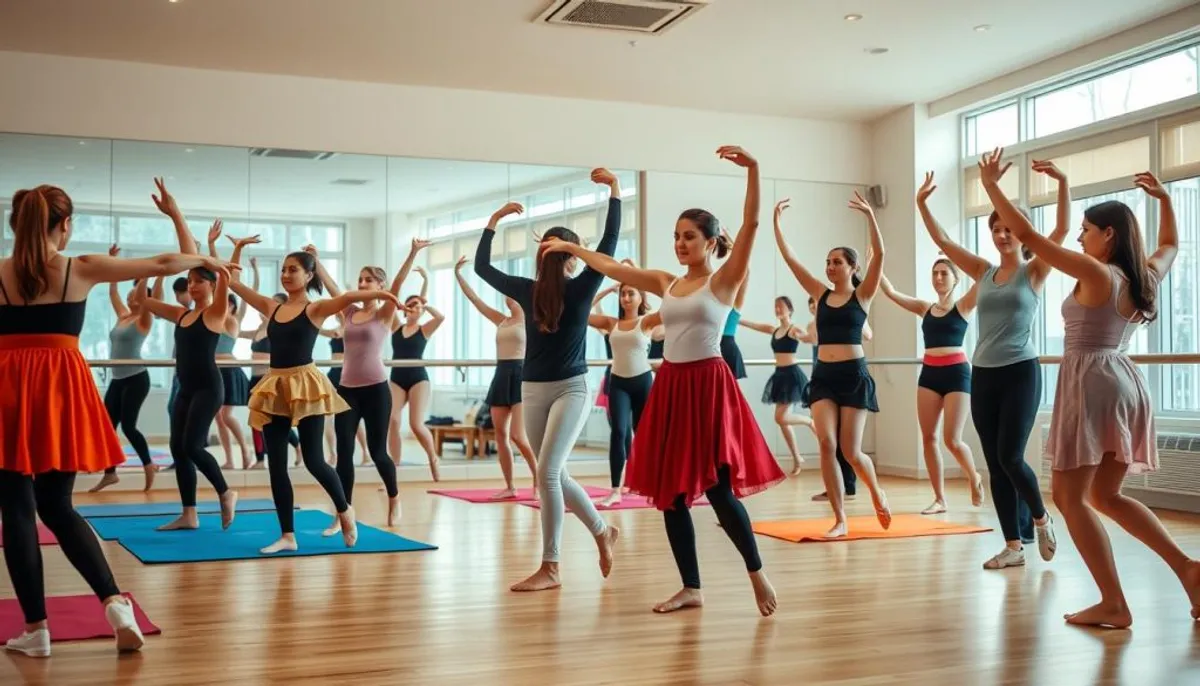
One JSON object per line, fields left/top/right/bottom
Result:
{"left": 739, "top": 295, "right": 813, "bottom": 476}
{"left": 1, "top": 184, "right": 226, "bottom": 656}
{"left": 454, "top": 255, "right": 538, "bottom": 500}
{"left": 544, "top": 147, "right": 782, "bottom": 615}
{"left": 205, "top": 222, "right": 255, "bottom": 470}
{"left": 721, "top": 276, "right": 749, "bottom": 379}
{"left": 878, "top": 260, "right": 984, "bottom": 513}
{"left": 922, "top": 155, "right": 1067, "bottom": 569}
{"left": 475, "top": 167, "right": 623, "bottom": 593}
{"left": 986, "top": 160, "right": 1199, "bottom": 626}
{"left": 239, "top": 256, "right": 301, "bottom": 469}
{"left": 387, "top": 262, "right": 443, "bottom": 480}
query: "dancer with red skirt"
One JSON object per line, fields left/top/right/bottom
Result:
{"left": 542, "top": 145, "right": 782, "bottom": 616}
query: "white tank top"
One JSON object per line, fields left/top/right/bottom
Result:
{"left": 496, "top": 318, "right": 526, "bottom": 360}
{"left": 661, "top": 276, "right": 729, "bottom": 363}
{"left": 609, "top": 317, "right": 651, "bottom": 377}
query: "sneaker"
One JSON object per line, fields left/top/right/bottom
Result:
{"left": 5, "top": 629, "right": 50, "bottom": 658}
{"left": 983, "top": 547, "right": 1025, "bottom": 570}
{"left": 105, "top": 599, "right": 144, "bottom": 653}
{"left": 1036, "top": 515, "right": 1057, "bottom": 562}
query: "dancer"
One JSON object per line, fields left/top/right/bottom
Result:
{"left": 207, "top": 221, "right": 253, "bottom": 470}
{"left": 921, "top": 154, "right": 1067, "bottom": 569}
{"left": 544, "top": 147, "right": 780, "bottom": 615}
{"left": 229, "top": 243, "right": 397, "bottom": 554}
{"left": 309, "top": 247, "right": 402, "bottom": 530}
{"left": 475, "top": 167, "right": 622, "bottom": 593}
{"left": 239, "top": 256, "right": 301, "bottom": 469}
{"left": 92, "top": 250, "right": 156, "bottom": 493}
{"left": 776, "top": 194, "right": 891, "bottom": 538}
{"left": 987, "top": 161, "right": 1198, "bottom": 626}
{"left": 587, "top": 281, "right": 657, "bottom": 506}
{"left": 454, "top": 255, "right": 538, "bottom": 500}
{"left": 386, "top": 261, "right": 443, "bottom": 480}
{"left": 739, "top": 296, "right": 813, "bottom": 476}
{"left": 318, "top": 324, "right": 369, "bottom": 463}
{"left": 721, "top": 275, "right": 749, "bottom": 379}
{"left": 878, "top": 260, "right": 984, "bottom": 513}
{"left": 0, "top": 183, "right": 225, "bottom": 656}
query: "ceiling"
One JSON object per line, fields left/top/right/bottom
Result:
{"left": 0, "top": 133, "right": 593, "bottom": 219}
{"left": 0, "top": 0, "right": 1194, "bottom": 120}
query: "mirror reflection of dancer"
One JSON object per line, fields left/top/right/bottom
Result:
{"left": 206, "top": 222, "right": 254, "bottom": 470}
{"left": 386, "top": 254, "right": 444, "bottom": 480}
{"left": 543, "top": 147, "right": 782, "bottom": 615}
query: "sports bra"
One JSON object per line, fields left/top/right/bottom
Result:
{"left": 609, "top": 318, "right": 651, "bottom": 378}
{"left": 330, "top": 337, "right": 345, "bottom": 355}
{"left": 660, "top": 276, "right": 729, "bottom": 364}
{"left": 392, "top": 327, "right": 428, "bottom": 361}
{"left": 815, "top": 290, "right": 866, "bottom": 345}
{"left": 922, "top": 305, "right": 968, "bottom": 349}
{"left": 174, "top": 309, "right": 221, "bottom": 390}
{"left": 771, "top": 327, "right": 800, "bottom": 353}
{"left": 0, "top": 258, "right": 87, "bottom": 337}
{"left": 267, "top": 304, "right": 319, "bottom": 368}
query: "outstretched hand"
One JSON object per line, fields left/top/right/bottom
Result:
{"left": 917, "top": 171, "right": 937, "bottom": 203}
{"left": 977, "top": 147, "right": 1013, "bottom": 186}
{"left": 717, "top": 145, "right": 757, "bottom": 168}
{"left": 847, "top": 190, "right": 874, "bottom": 217}
{"left": 1134, "top": 171, "right": 1168, "bottom": 200}
{"left": 151, "top": 177, "right": 181, "bottom": 218}
{"left": 1031, "top": 159, "right": 1066, "bottom": 182}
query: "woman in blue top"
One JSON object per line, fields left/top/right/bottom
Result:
{"left": 475, "top": 168, "right": 621, "bottom": 593}
{"left": 921, "top": 153, "right": 1068, "bottom": 570}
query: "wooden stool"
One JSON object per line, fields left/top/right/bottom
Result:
{"left": 476, "top": 427, "right": 497, "bottom": 457}
{"left": 428, "top": 424, "right": 478, "bottom": 459}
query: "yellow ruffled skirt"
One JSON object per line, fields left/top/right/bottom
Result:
{"left": 248, "top": 363, "right": 350, "bottom": 430}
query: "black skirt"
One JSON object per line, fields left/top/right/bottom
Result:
{"left": 486, "top": 360, "right": 524, "bottom": 408}
{"left": 802, "top": 358, "right": 878, "bottom": 412}
{"left": 720, "top": 335, "right": 747, "bottom": 379}
{"left": 220, "top": 366, "right": 251, "bottom": 406}
{"left": 762, "top": 364, "right": 808, "bottom": 406}
{"left": 328, "top": 366, "right": 343, "bottom": 389}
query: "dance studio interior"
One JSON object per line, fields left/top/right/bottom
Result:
{"left": 2, "top": 1, "right": 1200, "bottom": 684}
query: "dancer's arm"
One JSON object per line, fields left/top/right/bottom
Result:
{"left": 773, "top": 199, "right": 827, "bottom": 301}
{"left": 738, "top": 318, "right": 776, "bottom": 335}
{"left": 130, "top": 279, "right": 153, "bottom": 334}
{"left": 588, "top": 285, "right": 618, "bottom": 332}
{"left": 454, "top": 256, "right": 506, "bottom": 325}
{"left": 474, "top": 203, "right": 532, "bottom": 299}
{"left": 206, "top": 220, "right": 223, "bottom": 259}
{"left": 1139, "top": 172, "right": 1178, "bottom": 280}
{"left": 956, "top": 281, "right": 981, "bottom": 319}
{"left": 420, "top": 302, "right": 445, "bottom": 337}
{"left": 150, "top": 177, "right": 199, "bottom": 255}
{"left": 710, "top": 146, "right": 760, "bottom": 304}
{"left": 139, "top": 297, "right": 188, "bottom": 323}
{"left": 106, "top": 245, "right": 130, "bottom": 319}
{"left": 862, "top": 320, "right": 874, "bottom": 341}
{"left": 733, "top": 272, "right": 749, "bottom": 311}
{"left": 851, "top": 190, "right": 885, "bottom": 304}
{"left": 1027, "top": 160, "right": 1072, "bottom": 287}
{"left": 642, "top": 311, "right": 662, "bottom": 331}
{"left": 917, "top": 172, "right": 990, "bottom": 281}
{"left": 205, "top": 269, "right": 234, "bottom": 331}
{"left": 310, "top": 290, "right": 401, "bottom": 320}
{"left": 539, "top": 242, "right": 673, "bottom": 297}
{"left": 75, "top": 252, "right": 232, "bottom": 289}
{"left": 879, "top": 274, "right": 931, "bottom": 316}
{"left": 224, "top": 236, "right": 276, "bottom": 316}
{"left": 390, "top": 238, "right": 430, "bottom": 299}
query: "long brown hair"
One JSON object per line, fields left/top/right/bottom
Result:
{"left": 9, "top": 186, "right": 73, "bottom": 303}
{"left": 1084, "top": 200, "right": 1157, "bottom": 321}
{"left": 533, "top": 226, "right": 580, "bottom": 333}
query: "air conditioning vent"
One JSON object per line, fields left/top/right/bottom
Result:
{"left": 535, "top": 0, "right": 711, "bottom": 35}
{"left": 249, "top": 148, "right": 338, "bottom": 161}
{"left": 330, "top": 178, "right": 371, "bottom": 186}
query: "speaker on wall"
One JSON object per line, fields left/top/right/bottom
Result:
{"left": 866, "top": 184, "right": 886, "bottom": 209}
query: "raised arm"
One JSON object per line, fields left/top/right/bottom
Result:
{"left": 773, "top": 200, "right": 827, "bottom": 301}
{"left": 591, "top": 168, "right": 622, "bottom": 258}
{"left": 151, "top": 177, "right": 198, "bottom": 255}
{"left": 733, "top": 272, "right": 748, "bottom": 311}
{"left": 139, "top": 295, "right": 189, "bottom": 323}
{"left": 474, "top": 203, "right": 530, "bottom": 298}
{"left": 224, "top": 238, "right": 277, "bottom": 316}
{"left": 737, "top": 318, "right": 776, "bottom": 335}
{"left": 106, "top": 246, "right": 130, "bottom": 318}
{"left": 1027, "top": 160, "right": 1072, "bottom": 284}
{"left": 388, "top": 238, "right": 430, "bottom": 301}
{"left": 849, "top": 191, "right": 884, "bottom": 303}
{"left": 207, "top": 269, "right": 233, "bottom": 326}
{"left": 310, "top": 290, "right": 401, "bottom": 321}
{"left": 206, "top": 220, "right": 223, "bottom": 259}
{"left": 1137, "top": 172, "right": 1178, "bottom": 280}
{"left": 917, "top": 172, "right": 990, "bottom": 281}
{"left": 129, "top": 279, "right": 154, "bottom": 333}
{"left": 454, "top": 256, "right": 505, "bottom": 325}
{"left": 879, "top": 274, "right": 931, "bottom": 317}
{"left": 956, "top": 281, "right": 981, "bottom": 319}
{"left": 710, "top": 146, "right": 760, "bottom": 303}
{"left": 421, "top": 302, "right": 445, "bottom": 337}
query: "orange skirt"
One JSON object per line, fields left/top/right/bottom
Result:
{"left": 0, "top": 334, "right": 125, "bottom": 475}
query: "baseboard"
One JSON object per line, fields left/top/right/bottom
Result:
{"left": 1114, "top": 487, "right": 1200, "bottom": 515}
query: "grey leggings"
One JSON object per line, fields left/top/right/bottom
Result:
{"left": 523, "top": 374, "right": 607, "bottom": 562}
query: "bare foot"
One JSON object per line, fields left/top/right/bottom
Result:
{"left": 1179, "top": 559, "right": 1200, "bottom": 620}
{"left": 790, "top": 459, "right": 803, "bottom": 476}
{"left": 250, "top": 461, "right": 266, "bottom": 470}
{"left": 597, "top": 490, "right": 621, "bottom": 507}
{"left": 142, "top": 465, "right": 159, "bottom": 492}
{"left": 220, "top": 490, "right": 238, "bottom": 530}
{"left": 89, "top": 472, "right": 120, "bottom": 493}
{"left": 873, "top": 492, "right": 892, "bottom": 530}
{"left": 340, "top": 508, "right": 358, "bottom": 548}
{"left": 387, "top": 496, "right": 401, "bottom": 526}
{"left": 824, "top": 521, "right": 847, "bottom": 539}
{"left": 156, "top": 513, "right": 199, "bottom": 531}
{"left": 921, "top": 500, "right": 947, "bottom": 515}
{"left": 489, "top": 488, "right": 517, "bottom": 501}
{"left": 1065, "top": 601, "right": 1132, "bottom": 629}
{"left": 749, "top": 570, "right": 777, "bottom": 617}
{"left": 653, "top": 588, "right": 704, "bottom": 613}
{"left": 970, "top": 475, "right": 984, "bottom": 507}
{"left": 429, "top": 457, "right": 441, "bottom": 482}
{"left": 322, "top": 520, "right": 342, "bottom": 537}
{"left": 260, "top": 535, "right": 298, "bottom": 555}
{"left": 511, "top": 564, "right": 561, "bottom": 592}
{"left": 596, "top": 525, "right": 619, "bottom": 578}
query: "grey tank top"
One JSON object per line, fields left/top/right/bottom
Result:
{"left": 973, "top": 262, "right": 1039, "bottom": 368}
{"left": 109, "top": 322, "right": 148, "bottom": 379}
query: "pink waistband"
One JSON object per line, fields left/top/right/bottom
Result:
{"left": 923, "top": 352, "right": 968, "bottom": 367}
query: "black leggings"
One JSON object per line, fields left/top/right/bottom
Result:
{"left": 663, "top": 466, "right": 762, "bottom": 589}
{"left": 833, "top": 414, "right": 856, "bottom": 496}
{"left": 607, "top": 372, "right": 652, "bottom": 488}
{"left": 971, "top": 359, "right": 1043, "bottom": 543}
{"left": 0, "top": 471, "right": 121, "bottom": 624}
{"left": 335, "top": 382, "right": 398, "bottom": 502}
{"left": 169, "top": 386, "right": 229, "bottom": 507}
{"left": 263, "top": 414, "right": 349, "bottom": 533}
{"left": 103, "top": 371, "right": 151, "bottom": 475}
{"left": 250, "top": 375, "right": 299, "bottom": 461}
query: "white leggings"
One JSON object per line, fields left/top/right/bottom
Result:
{"left": 522, "top": 374, "right": 607, "bottom": 562}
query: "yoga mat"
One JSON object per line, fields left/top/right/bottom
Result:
{"left": 77, "top": 498, "right": 282, "bottom": 520}
{"left": 428, "top": 485, "right": 609, "bottom": 503}
{"left": 118, "top": 449, "right": 173, "bottom": 468}
{"left": 91, "top": 510, "right": 436, "bottom": 563}
{"left": 751, "top": 514, "right": 992, "bottom": 543}
{"left": 520, "top": 493, "right": 709, "bottom": 511}
{"left": 0, "top": 593, "right": 160, "bottom": 643}
{"left": 0, "top": 521, "right": 58, "bottom": 546}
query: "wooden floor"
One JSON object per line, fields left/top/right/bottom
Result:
{"left": 3, "top": 474, "right": 1200, "bottom": 686}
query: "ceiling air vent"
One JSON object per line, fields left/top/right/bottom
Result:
{"left": 535, "top": 0, "right": 711, "bottom": 35}
{"left": 249, "top": 148, "right": 338, "bottom": 161}
{"left": 330, "top": 179, "right": 371, "bottom": 186}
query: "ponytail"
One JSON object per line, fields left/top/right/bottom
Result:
{"left": 714, "top": 233, "right": 732, "bottom": 258}
{"left": 10, "top": 186, "right": 72, "bottom": 303}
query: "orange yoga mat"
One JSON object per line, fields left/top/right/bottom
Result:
{"left": 752, "top": 514, "right": 992, "bottom": 543}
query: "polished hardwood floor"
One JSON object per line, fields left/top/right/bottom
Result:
{"left": 2, "top": 470, "right": 1200, "bottom": 686}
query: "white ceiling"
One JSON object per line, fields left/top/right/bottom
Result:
{"left": 0, "top": 133, "right": 590, "bottom": 219}
{"left": 0, "top": 0, "right": 1194, "bottom": 120}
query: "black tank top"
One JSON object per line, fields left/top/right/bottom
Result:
{"left": 391, "top": 327, "right": 427, "bottom": 360}
{"left": 0, "top": 258, "right": 87, "bottom": 336}
{"left": 816, "top": 290, "right": 866, "bottom": 345}
{"left": 770, "top": 327, "right": 800, "bottom": 353}
{"left": 922, "top": 305, "right": 968, "bottom": 348}
{"left": 250, "top": 335, "right": 271, "bottom": 354}
{"left": 268, "top": 304, "right": 319, "bottom": 368}
{"left": 174, "top": 309, "right": 221, "bottom": 390}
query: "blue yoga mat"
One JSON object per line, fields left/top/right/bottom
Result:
{"left": 77, "top": 498, "right": 282, "bottom": 520}
{"left": 90, "top": 510, "right": 436, "bottom": 563}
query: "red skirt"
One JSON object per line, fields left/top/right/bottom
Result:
{"left": 0, "top": 334, "right": 125, "bottom": 475}
{"left": 625, "top": 357, "right": 784, "bottom": 510}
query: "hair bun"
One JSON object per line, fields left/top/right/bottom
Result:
{"left": 715, "top": 233, "right": 732, "bottom": 258}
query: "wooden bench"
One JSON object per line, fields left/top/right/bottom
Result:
{"left": 428, "top": 424, "right": 478, "bottom": 459}
{"left": 476, "top": 427, "right": 497, "bottom": 457}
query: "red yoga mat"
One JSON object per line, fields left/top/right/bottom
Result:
{"left": 0, "top": 593, "right": 161, "bottom": 643}
{"left": 0, "top": 521, "right": 58, "bottom": 546}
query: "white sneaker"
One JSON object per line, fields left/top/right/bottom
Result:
{"left": 982, "top": 547, "right": 1025, "bottom": 570}
{"left": 1036, "top": 515, "right": 1057, "bottom": 562}
{"left": 105, "top": 599, "right": 144, "bottom": 653}
{"left": 5, "top": 628, "right": 50, "bottom": 657}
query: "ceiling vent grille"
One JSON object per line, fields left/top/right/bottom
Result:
{"left": 249, "top": 148, "right": 338, "bottom": 161}
{"left": 535, "top": 0, "right": 711, "bottom": 35}
{"left": 330, "top": 178, "right": 371, "bottom": 186}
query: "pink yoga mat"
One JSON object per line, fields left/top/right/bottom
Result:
{"left": 520, "top": 494, "right": 709, "bottom": 511}
{"left": 0, "top": 521, "right": 58, "bottom": 546}
{"left": 428, "top": 485, "right": 610, "bottom": 503}
{"left": 0, "top": 593, "right": 160, "bottom": 643}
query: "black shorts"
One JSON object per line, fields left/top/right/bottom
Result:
{"left": 802, "top": 358, "right": 878, "bottom": 412}
{"left": 918, "top": 362, "right": 971, "bottom": 396}
{"left": 486, "top": 360, "right": 524, "bottom": 407}
{"left": 390, "top": 367, "right": 429, "bottom": 392}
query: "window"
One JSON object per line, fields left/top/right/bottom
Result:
{"left": 1162, "top": 176, "right": 1200, "bottom": 412}
{"left": 964, "top": 103, "right": 1019, "bottom": 157}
